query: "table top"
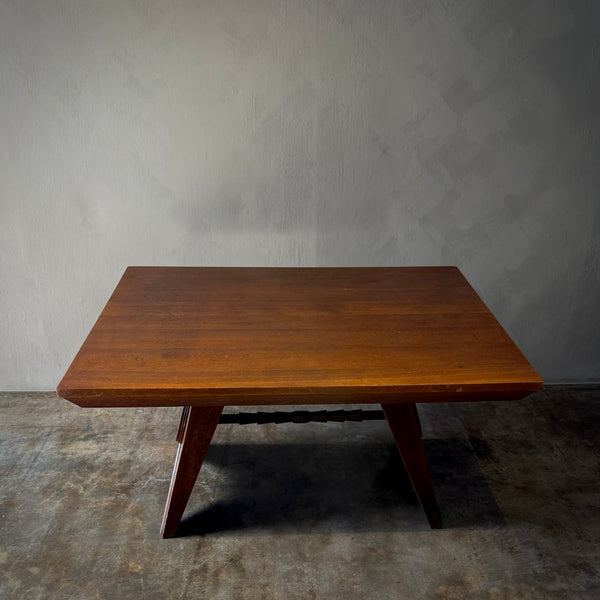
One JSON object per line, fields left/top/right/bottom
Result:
{"left": 57, "top": 266, "right": 542, "bottom": 407}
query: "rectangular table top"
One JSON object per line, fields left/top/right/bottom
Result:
{"left": 57, "top": 266, "right": 542, "bottom": 407}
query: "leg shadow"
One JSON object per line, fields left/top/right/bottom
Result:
{"left": 175, "top": 438, "right": 504, "bottom": 537}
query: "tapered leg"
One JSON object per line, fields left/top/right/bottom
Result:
{"left": 175, "top": 406, "right": 190, "bottom": 443}
{"left": 161, "top": 405, "right": 223, "bottom": 538}
{"left": 381, "top": 403, "right": 443, "bottom": 529}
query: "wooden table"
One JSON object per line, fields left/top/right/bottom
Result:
{"left": 57, "top": 267, "right": 542, "bottom": 537}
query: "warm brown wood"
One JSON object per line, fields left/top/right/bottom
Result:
{"left": 382, "top": 403, "right": 442, "bottom": 529}
{"left": 56, "top": 266, "right": 542, "bottom": 535}
{"left": 57, "top": 267, "right": 542, "bottom": 407}
{"left": 160, "top": 405, "right": 223, "bottom": 538}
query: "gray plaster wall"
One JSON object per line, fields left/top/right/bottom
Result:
{"left": 1, "top": 0, "right": 599, "bottom": 389}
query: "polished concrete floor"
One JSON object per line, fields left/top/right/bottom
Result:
{"left": 1, "top": 387, "right": 599, "bottom": 599}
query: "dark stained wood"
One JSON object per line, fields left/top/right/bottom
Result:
{"left": 218, "top": 408, "right": 386, "bottom": 424}
{"left": 175, "top": 406, "right": 190, "bottom": 443}
{"left": 160, "top": 405, "right": 223, "bottom": 538}
{"left": 57, "top": 267, "right": 542, "bottom": 407}
{"left": 382, "top": 402, "right": 443, "bottom": 529}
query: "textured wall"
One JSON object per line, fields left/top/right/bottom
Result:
{"left": 1, "top": 0, "right": 599, "bottom": 389}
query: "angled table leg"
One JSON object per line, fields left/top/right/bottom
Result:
{"left": 381, "top": 402, "right": 443, "bottom": 529}
{"left": 161, "top": 405, "right": 223, "bottom": 538}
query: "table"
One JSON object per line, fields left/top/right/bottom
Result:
{"left": 56, "top": 267, "right": 542, "bottom": 537}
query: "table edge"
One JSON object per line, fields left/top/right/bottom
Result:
{"left": 57, "top": 380, "right": 543, "bottom": 408}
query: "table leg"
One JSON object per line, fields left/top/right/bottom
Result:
{"left": 381, "top": 403, "right": 443, "bottom": 529}
{"left": 161, "top": 405, "right": 223, "bottom": 538}
{"left": 175, "top": 406, "right": 190, "bottom": 443}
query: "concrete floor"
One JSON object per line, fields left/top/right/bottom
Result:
{"left": 1, "top": 387, "right": 599, "bottom": 599}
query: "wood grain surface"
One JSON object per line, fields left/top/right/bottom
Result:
{"left": 57, "top": 267, "right": 542, "bottom": 407}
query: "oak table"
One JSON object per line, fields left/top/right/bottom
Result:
{"left": 57, "top": 267, "right": 542, "bottom": 537}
